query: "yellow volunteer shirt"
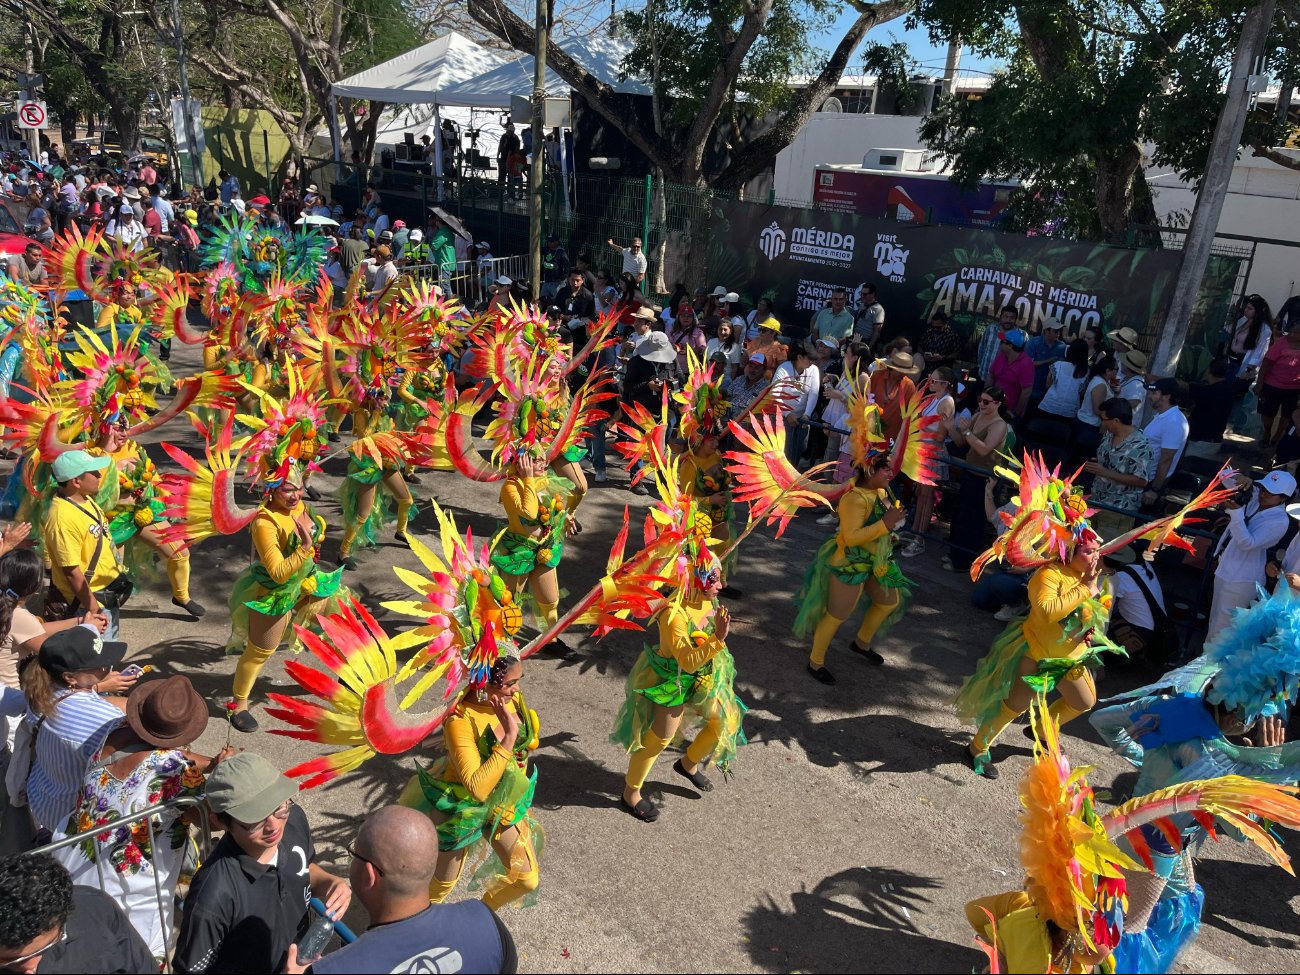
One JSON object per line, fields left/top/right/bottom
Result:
{"left": 44, "top": 496, "right": 122, "bottom": 600}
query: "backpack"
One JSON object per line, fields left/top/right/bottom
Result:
{"left": 1118, "top": 564, "right": 1179, "bottom": 663}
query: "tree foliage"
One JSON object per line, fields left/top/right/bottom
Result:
{"left": 913, "top": 0, "right": 1300, "bottom": 241}
{"left": 469, "top": 0, "right": 912, "bottom": 188}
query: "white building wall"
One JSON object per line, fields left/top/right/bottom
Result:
{"left": 1148, "top": 147, "right": 1300, "bottom": 311}
{"left": 772, "top": 113, "right": 933, "bottom": 202}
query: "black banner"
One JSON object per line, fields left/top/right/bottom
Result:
{"left": 708, "top": 200, "right": 1204, "bottom": 351}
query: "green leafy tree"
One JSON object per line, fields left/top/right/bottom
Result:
{"left": 0, "top": 1, "right": 157, "bottom": 150}
{"left": 913, "top": 0, "right": 1281, "bottom": 241}
{"left": 150, "top": 0, "right": 426, "bottom": 166}
{"left": 468, "top": 0, "right": 912, "bottom": 189}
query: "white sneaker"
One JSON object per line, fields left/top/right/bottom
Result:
{"left": 816, "top": 512, "right": 837, "bottom": 526}
{"left": 594, "top": 471, "right": 608, "bottom": 483}
{"left": 899, "top": 536, "right": 925, "bottom": 558}
{"left": 994, "top": 602, "right": 1028, "bottom": 622}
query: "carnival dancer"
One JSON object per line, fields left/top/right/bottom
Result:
{"left": 399, "top": 650, "right": 542, "bottom": 909}
{"left": 794, "top": 381, "right": 943, "bottom": 685}
{"left": 331, "top": 303, "right": 435, "bottom": 569}
{"left": 158, "top": 387, "right": 345, "bottom": 732}
{"left": 459, "top": 301, "right": 617, "bottom": 536}
{"left": 1089, "top": 585, "right": 1300, "bottom": 972}
{"left": 965, "top": 696, "right": 1300, "bottom": 973}
{"left": 955, "top": 457, "right": 1233, "bottom": 779}
{"left": 612, "top": 483, "right": 746, "bottom": 823}
{"left": 674, "top": 350, "right": 744, "bottom": 592}
{"left": 445, "top": 331, "right": 614, "bottom": 633}
{"left": 268, "top": 505, "right": 547, "bottom": 909}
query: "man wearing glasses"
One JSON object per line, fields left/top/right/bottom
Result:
{"left": 0, "top": 852, "right": 153, "bottom": 973}
{"left": 296, "top": 806, "right": 518, "bottom": 974}
{"left": 174, "top": 754, "right": 350, "bottom": 974}
{"left": 43, "top": 451, "right": 129, "bottom": 640}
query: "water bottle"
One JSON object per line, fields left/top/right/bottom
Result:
{"left": 296, "top": 912, "right": 335, "bottom": 964}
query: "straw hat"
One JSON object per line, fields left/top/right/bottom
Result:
{"left": 1111, "top": 327, "right": 1141, "bottom": 350}
{"left": 1120, "top": 348, "right": 1148, "bottom": 373}
{"left": 882, "top": 350, "right": 920, "bottom": 377}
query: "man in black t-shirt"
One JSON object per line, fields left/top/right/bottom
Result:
{"left": 173, "top": 754, "right": 350, "bottom": 974}
{"left": 496, "top": 123, "right": 521, "bottom": 188}
{"left": 0, "top": 853, "right": 154, "bottom": 973}
{"left": 554, "top": 268, "right": 595, "bottom": 336}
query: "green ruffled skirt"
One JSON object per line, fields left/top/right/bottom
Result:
{"left": 490, "top": 529, "right": 563, "bottom": 576}
{"left": 226, "top": 560, "right": 347, "bottom": 653}
{"left": 413, "top": 758, "right": 546, "bottom": 907}
{"left": 610, "top": 644, "right": 748, "bottom": 770}
{"left": 416, "top": 760, "right": 538, "bottom": 852}
{"left": 951, "top": 621, "right": 1033, "bottom": 731}
{"left": 339, "top": 455, "right": 413, "bottom": 550}
{"left": 792, "top": 538, "right": 913, "bottom": 639}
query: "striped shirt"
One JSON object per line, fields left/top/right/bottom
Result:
{"left": 26, "top": 690, "right": 122, "bottom": 829}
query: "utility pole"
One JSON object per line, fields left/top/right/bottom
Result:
{"left": 941, "top": 37, "right": 962, "bottom": 97}
{"left": 168, "top": 0, "right": 201, "bottom": 188}
{"left": 22, "top": 24, "right": 40, "bottom": 161}
{"left": 1152, "top": 0, "right": 1276, "bottom": 376}
{"left": 529, "top": 0, "right": 548, "bottom": 302}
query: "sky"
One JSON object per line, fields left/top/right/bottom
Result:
{"left": 814, "top": 13, "right": 1003, "bottom": 79}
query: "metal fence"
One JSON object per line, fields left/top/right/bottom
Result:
{"left": 29, "top": 794, "right": 212, "bottom": 973}
{"left": 401, "top": 254, "right": 529, "bottom": 304}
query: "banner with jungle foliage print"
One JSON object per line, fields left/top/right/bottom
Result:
{"left": 708, "top": 199, "right": 1241, "bottom": 376}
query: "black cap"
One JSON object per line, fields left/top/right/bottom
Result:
{"left": 39, "top": 625, "right": 127, "bottom": 674}
{"left": 1145, "top": 377, "right": 1180, "bottom": 396}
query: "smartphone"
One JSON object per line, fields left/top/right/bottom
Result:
{"left": 120, "top": 664, "right": 150, "bottom": 679}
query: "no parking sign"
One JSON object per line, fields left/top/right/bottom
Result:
{"left": 17, "top": 100, "right": 47, "bottom": 129}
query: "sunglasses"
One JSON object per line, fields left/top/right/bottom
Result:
{"left": 348, "top": 843, "right": 385, "bottom": 876}
{"left": 1, "top": 927, "right": 67, "bottom": 967}
{"left": 978, "top": 397, "right": 997, "bottom": 405}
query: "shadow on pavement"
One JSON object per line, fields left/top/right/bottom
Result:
{"left": 1196, "top": 857, "right": 1300, "bottom": 951}
{"left": 531, "top": 731, "right": 699, "bottom": 811}
{"left": 742, "top": 866, "right": 982, "bottom": 973}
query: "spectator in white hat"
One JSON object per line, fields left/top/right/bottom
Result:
{"left": 104, "top": 205, "right": 146, "bottom": 253}
{"left": 475, "top": 240, "right": 495, "bottom": 293}
{"left": 1208, "top": 468, "right": 1296, "bottom": 638}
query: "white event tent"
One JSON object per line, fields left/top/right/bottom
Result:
{"left": 436, "top": 34, "right": 649, "bottom": 108}
{"left": 330, "top": 31, "right": 508, "bottom": 175}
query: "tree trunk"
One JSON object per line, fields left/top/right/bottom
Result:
{"left": 650, "top": 168, "right": 668, "bottom": 293}
{"left": 110, "top": 104, "right": 141, "bottom": 153}
{"left": 1093, "top": 144, "right": 1144, "bottom": 242}
{"left": 60, "top": 111, "right": 77, "bottom": 148}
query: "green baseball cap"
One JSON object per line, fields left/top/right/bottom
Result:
{"left": 205, "top": 753, "right": 297, "bottom": 823}
{"left": 51, "top": 450, "right": 111, "bottom": 484}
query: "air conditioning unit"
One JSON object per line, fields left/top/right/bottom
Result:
{"left": 861, "top": 148, "right": 928, "bottom": 172}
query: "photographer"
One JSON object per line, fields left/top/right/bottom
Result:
{"left": 1209, "top": 469, "right": 1295, "bottom": 638}
{"left": 621, "top": 331, "right": 680, "bottom": 493}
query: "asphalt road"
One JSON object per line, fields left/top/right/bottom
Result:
{"left": 94, "top": 340, "right": 1298, "bottom": 973}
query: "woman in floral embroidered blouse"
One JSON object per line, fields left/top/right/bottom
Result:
{"left": 52, "top": 676, "right": 232, "bottom": 959}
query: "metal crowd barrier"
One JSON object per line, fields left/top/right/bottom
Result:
{"left": 402, "top": 254, "right": 529, "bottom": 304}
{"left": 28, "top": 795, "right": 212, "bottom": 973}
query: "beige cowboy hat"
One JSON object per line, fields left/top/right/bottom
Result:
{"left": 882, "top": 350, "right": 920, "bottom": 377}
{"left": 1120, "top": 348, "right": 1148, "bottom": 373}
{"left": 631, "top": 305, "right": 657, "bottom": 322}
{"left": 1111, "top": 326, "right": 1141, "bottom": 349}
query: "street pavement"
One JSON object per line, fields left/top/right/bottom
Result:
{"left": 102, "top": 340, "right": 1299, "bottom": 973}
